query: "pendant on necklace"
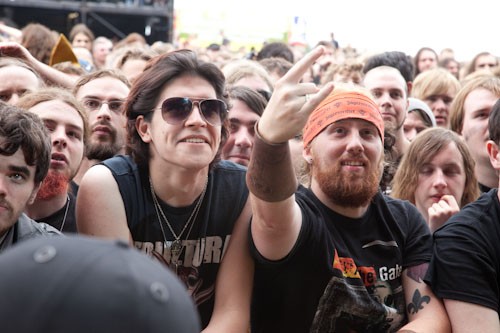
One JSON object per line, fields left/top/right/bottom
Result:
{"left": 170, "top": 239, "right": 182, "bottom": 257}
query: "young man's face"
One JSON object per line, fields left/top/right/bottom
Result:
{"left": 221, "top": 99, "right": 260, "bottom": 166}
{"left": 461, "top": 88, "right": 499, "bottom": 170}
{"left": 306, "top": 118, "right": 383, "bottom": 207}
{"left": 139, "top": 74, "right": 223, "bottom": 171}
{"left": 0, "top": 145, "right": 38, "bottom": 236}
{"left": 423, "top": 92, "right": 455, "bottom": 128}
{"left": 75, "top": 77, "right": 129, "bottom": 160}
{"left": 29, "top": 100, "right": 85, "bottom": 181}
{"left": 363, "top": 67, "right": 408, "bottom": 132}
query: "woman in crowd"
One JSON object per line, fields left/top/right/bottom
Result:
{"left": 411, "top": 68, "right": 461, "bottom": 128}
{"left": 392, "top": 127, "right": 479, "bottom": 232}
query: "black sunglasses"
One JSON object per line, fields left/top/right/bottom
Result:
{"left": 159, "top": 97, "right": 228, "bottom": 126}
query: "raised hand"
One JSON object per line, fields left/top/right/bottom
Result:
{"left": 257, "top": 46, "right": 334, "bottom": 144}
{"left": 428, "top": 194, "right": 460, "bottom": 232}
{"left": 0, "top": 41, "right": 34, "bottom": 62}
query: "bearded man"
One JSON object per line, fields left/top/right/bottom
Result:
{"left": 246, "top": 47, "right": 450, "bottom": 333}
{"left": 71, "top": 69, "right": 130, "bottom": 194}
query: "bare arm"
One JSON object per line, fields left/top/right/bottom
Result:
{"left": 76, "top": 164, "right": 132, "bottom": 242}
{"left": 0, "top": 41, "right": 77, "bottom": 88}
{"left": 0, "top": 23, "right": 22, "bottom": 42}
{"left": 398, "top": 263, "right": 451, "bottom": 333}
{"left": 247, "top": 46, "right": 333, "bottom": 260}
{"left": 203, "top": 198, "right": 253, "bottom": 333}
{"left": 443, "top": 299, "right": 500, "bottom": 333}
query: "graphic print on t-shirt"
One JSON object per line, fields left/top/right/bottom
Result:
{"left": 134, "top": 235, "right": 230, "bottom": 305}
{"left": 310, "top": 249, "right": 406, "bottom": 332}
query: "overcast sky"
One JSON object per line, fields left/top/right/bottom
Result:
{"left": 174, "top": 0, "right": 500, "bottom": 62}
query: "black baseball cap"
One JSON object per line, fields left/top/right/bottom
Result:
{"left": 0, "top": 235, "right": 200, "bottom": 333}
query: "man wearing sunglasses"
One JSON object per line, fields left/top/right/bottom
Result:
{"left": 72, "top": 69, "right": 130, "bottom": 194}
{"left": 76, "top": 50, "right": 252, "bottom": 331}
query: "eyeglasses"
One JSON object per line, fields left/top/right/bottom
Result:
{"left": 159, "top": 97, "right": 227, "bottom": 126}
{"left": 82, "top": 98, "right": 125, "bottom": 113}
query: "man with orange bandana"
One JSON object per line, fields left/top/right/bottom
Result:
{"left": 246, "top": 47, "right": 450, "bottom": 332}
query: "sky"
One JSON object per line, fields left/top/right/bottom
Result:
{"left": 174, "top": 0, "right": 500, "bottom": 62}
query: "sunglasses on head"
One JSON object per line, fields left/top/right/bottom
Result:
{"left": 159, "top": 97, "right": 227, "bottom": 126}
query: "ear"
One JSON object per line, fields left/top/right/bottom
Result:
{"left": 303, "top": 144, "right": 313, "bottom": 164}
{"left": 406, "top": 81, "right": 413, "bottom": 96}
{"left": 28, "top": 183, "right": 41, "bottom": 205}
{"left": 135, "top": 115, "right": 152, "bottom": 143}
{"left": 487, "top": 140, "right": 500, "bottom": 169}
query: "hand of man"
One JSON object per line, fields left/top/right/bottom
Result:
{"left": 257, "top": 46, "right": 334, "bottom": 144}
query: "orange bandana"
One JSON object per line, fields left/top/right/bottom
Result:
{"left": 303, "top": 91, "right": 384, "bottom": 147}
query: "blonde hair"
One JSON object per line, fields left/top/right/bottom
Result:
{"left": 449, "top": 75, "right": 500, "bottom": 133}
{"left": 412, "top": 68, "right": 461, "bottom": 100}
{"left": 17, "top": 87, "right": 89, "bottom": 147}
{"left": 392, "top": 127, "right": 479, "bottom": 207}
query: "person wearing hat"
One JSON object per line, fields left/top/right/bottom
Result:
{"left": 0, "top": 235, "right": 200, "bottom": 333}
{"left": 246, "top": 47, "right": 449, "bottom": 332}
{"left": 0, "top": 102, "right": 60, "bottom": 253}
{"left": 403, "top": 97, "right": 437, "bottom": 141}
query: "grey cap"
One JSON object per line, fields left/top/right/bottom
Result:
{"left": 408, "top": 97, "right": 437, "bottom": 127}
{"left": 0, "top": 235, "right": 200, "bottom": 333}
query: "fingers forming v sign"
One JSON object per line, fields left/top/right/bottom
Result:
{"left": 257, "top": 46, "right": 334, "bottom": 144}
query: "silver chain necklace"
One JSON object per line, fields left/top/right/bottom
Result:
{"left": 149, "top": 176, "right": 208, "bottom": 259}
{"left": 59, "top": 195, "right": 70, "bottom": 232}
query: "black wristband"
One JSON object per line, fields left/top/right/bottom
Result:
{"left": 246, "top": 123, "right": 298, "bottom": 202}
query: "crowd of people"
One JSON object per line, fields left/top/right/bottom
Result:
{"left": 0, "top": 18, "right": 499, "bottom": 332}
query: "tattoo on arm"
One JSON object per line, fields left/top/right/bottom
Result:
{"left": 406, "top": 263, "right": 428, "bottom": 283}
{"left": 407, "top": 289, "right": 431, "bottom": 314}
{"left": 406, "top": 264, "right": 431, "bottom": 315}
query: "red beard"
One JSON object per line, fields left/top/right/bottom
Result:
{"left": 36, "top": 171, "right": 69, "bottom": 201}
{"left": 314, "top": 157, "right": 381, "bottom": 208}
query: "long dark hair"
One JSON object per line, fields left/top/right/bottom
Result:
{"left": 125, "top": 49, "right": 229, "bottom": 170}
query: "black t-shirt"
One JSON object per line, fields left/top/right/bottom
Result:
{"left": 425, "top": 189, "right": 500, "bottom": 313}
{"left": 250, "top": 186, "right": 432, "bottom": 333}
{"left": 35, "top": 192, "right": 77, "bottom": 233}
{"left": 101, "top": 155, "right": 249, "bottom": 329}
